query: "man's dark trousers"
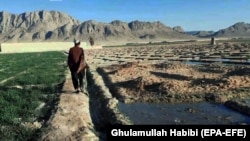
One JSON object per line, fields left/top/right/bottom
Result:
{"left": 71, "top": 70, "right": 84, "bottom": 90}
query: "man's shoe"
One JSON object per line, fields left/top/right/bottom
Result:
{"left": 83, "top": 90, "right": 88, "bottom": 96}
{"left": 80, "top": 87, "right": 83, "bottom": 92}
{"left": 75, "top": 89, "right": 80, "bottom": 93}
{"left": 80, "top": 88, "right": 88, "bottom": 96}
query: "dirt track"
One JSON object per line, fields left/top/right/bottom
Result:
{"left": 39, "top": 64, "right": 131, "bottom": 141}
{"left": 39, "top": 70, "right": 100, "bottom": 141}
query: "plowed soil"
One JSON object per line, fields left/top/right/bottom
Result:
{"left": 99, "top": 62, "right": 250, "bottom": 104}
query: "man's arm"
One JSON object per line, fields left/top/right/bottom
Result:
{"left": 76, "top": 48, "right": 86, "bottom": 73}
{"left": 67, "top": 49, "right": 72, "bottom": 67}
{"left": 81, "top": 48, "right": 85, "bottom": 60}
{"left": 82, "top": 49, "right": 89, "bottom": 68}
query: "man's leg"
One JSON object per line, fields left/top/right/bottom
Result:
{"left": 78, "top": 70, "right": 84, "bottom": 92}
{"left": 71, "top": 71, "right": 79, "bottom": 92}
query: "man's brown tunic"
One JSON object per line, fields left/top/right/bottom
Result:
{"left": 67, "top": 46, "right": 85, "bottom": 73}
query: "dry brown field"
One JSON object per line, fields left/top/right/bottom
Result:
{"left": 84, "top": 40, "right": 250, "bottom": 115}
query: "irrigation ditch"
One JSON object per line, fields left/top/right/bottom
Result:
{"left": 85, "top": 66, "right": 133, "bottom": 140}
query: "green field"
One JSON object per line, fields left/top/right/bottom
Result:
{"left": 0, "top": 51, "right": 67, "bottom": 141}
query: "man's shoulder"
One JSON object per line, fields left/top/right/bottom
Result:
{"left": 79, "top": 47, "right": 84, "bottom": 51}
{"left": 69, "top": 47, "right": 74, "bottom": 51}
{"left": 69, "top": 47, "right": 84, "bottom": 53}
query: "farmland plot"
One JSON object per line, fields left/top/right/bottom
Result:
{"left": 0, "top": 51, "right": 67, "bottom": 141}
{"left": 84, "top": 40, "right": 250, "bottom": 125}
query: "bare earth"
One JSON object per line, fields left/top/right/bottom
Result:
{"left": 100, "top": 62, "right": 250, "bottom": 103}
{"left": 83, "top": 41, "right": 250, "bottom": 105}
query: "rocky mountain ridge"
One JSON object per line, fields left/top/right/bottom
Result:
{"left": 0, "top": 10, "right": 193, "bottom": 44}
{"left": 186, "top": 22, "right": 250, "bottom": 38}
{"left": 1, "top": 10, "right": 250, "bottom": 44}
{"left": 213, "top": 22, "right": 250, "bottom": 37}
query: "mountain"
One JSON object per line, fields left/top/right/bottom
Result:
{"left": 0, "top": 10, "right": 80, "bottom": 42}
{"left": 185, "top": 22, "right": 250, "bottom": 38}
{"left": 0, "top": 10, "right": 195, "bottom": 43}
{"left": 172, "top": 26, "right": 184, "bottom": 33}
{"left": 185, "top": 31, "right": 215, "bottom": 37}
{"left": 2, "top": 10, "right": 249, "bottom": 43}
{"left": 213, "top": 22, "right": 250, "bottom": 37}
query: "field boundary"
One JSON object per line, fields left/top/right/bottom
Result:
{"left": 0, "top": 42, "right": 103, "bottom": 53}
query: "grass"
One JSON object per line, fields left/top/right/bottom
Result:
{"left": 0, "top": 51, "right": 67, "bottom": 141}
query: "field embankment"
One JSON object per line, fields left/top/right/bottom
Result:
{"left": 0, "top": 42, "right": 102, "bottom": 53}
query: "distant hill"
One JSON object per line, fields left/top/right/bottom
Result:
{"left": 186, "top": 22, "right": 250, "bottom": 38}
{"left": 0, "top": 10, "right": 194, "bottom": 44}
{"left": 172, "top": 26, "right": 185, "bottom": 33}
{"left": 213, "top": 22, "right": 250, "bottom": 37}
{"left": 185, "top": 31, "right": 215, "bottom": 38}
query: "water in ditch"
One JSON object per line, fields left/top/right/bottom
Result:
{"left": 118, "top": 102, "right": 250, "bottom": 125}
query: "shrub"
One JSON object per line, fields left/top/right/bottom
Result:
{"left": 89, "top": 36, "right": 94, "bottom": 46}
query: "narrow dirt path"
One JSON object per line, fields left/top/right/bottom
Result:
{"left": 40, "top": 70, "right": 100, "bottom": 141}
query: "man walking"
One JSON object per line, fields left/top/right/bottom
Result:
{"left": 67, "top": 39, "right": 87, "bottom": 93}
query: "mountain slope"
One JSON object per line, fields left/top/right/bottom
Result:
{"left": 0, "top": 10, "right": 81, "bottom": 42}
{"left": 213, "top": 22, "right": 250, "bottom": 37}
{"left": 0, "top": 10, "right": 195, "bottom": 43}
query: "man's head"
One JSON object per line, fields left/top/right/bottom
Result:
{"left": 74, "top": 39, "right": 81, "bottom": 46}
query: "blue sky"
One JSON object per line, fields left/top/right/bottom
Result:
{"left": 1, "top": 0, "right": 250, "bottom": 31}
